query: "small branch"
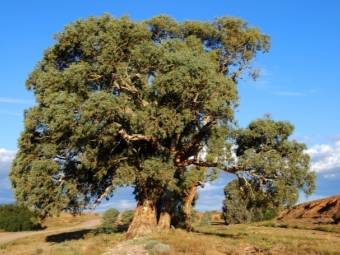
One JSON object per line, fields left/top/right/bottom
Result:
{"left": 90, "top": 182, "right": 114, "bottom": 211}
{"left": 176, "top": 159, "right": 217, "bottom": 168}
{"left": 118, "top": 129, "right": 172, "bottom": 153}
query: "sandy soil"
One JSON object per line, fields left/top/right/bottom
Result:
{"left": 0, "top": 219, "right": 101, "bottom": 244}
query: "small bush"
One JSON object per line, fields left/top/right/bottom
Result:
{"left": 121, "top": 209, "right": 134, "bottom": 225}
{"left": 0, "top": 203, "right": 41, "bottom": 232}
{"left": 145, "top": 240, "right": 160, "bottom": 250}
{"left": 191, "top": 209, "right": 199, "bottom": 223}
{"left": 102, "top": 208, "right": 120, "bottom": 227}
{"left": 90, "top": 225, "right": 117, "bottom": 235}
{"left": 153, "top": 243, "right": 170, "bottom": 254}
{"left": 199, "top": 212, "right": 212, "bottom": 226}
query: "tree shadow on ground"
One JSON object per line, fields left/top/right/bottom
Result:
{"left": 45, "top": 229, "right": 92, "bottom": 243}
{"left": 193, "top": 229, "right": 247, "bottom": 239}
{"left": 117, "top": 225, "right": 128, "bottom": 232}
{"left": 210, "top": 221, "right": 225, "bottom": 226}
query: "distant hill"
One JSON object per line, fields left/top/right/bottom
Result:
{"left": 277, "top": 195, "right": 340, "bottom": 224}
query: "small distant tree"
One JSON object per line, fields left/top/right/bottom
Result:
{"left": 0, "top": 204, "right": 41, "bottom": 232}
{"left": 102, "top": 208, "right": 120, "bottom": 227}
{"left": 221, "top": 180, "right": 251, "bottom": 225}
{"left": 91, "top": 207, "right": 119, "bottom": 235}
{"left": 222, "top": 181, "right": 279, "bottom": 224}
{"left": 191, "top": 209, "right": 199, "bottom": 223}
{"left": 199, "top": 212, "right": 212, "bottom": 226}
{"left": 121, "top": 209, "right": 134, "bottom": 225}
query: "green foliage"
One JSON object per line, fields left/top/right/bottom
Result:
{"left": 8, "top": 13, "right": 313, "bottom": 226}
{"left": 0, "top": 204, "right": 41, "bottom": 232}
{"left": 102, "top": 208, "right": 119, "bottom": 226}
{"left": 222, "top": 179, "right": 279, "bottom": 225}
{"left": 235, "top": 115, "right": 316, "bottom": 207}
{"left": 199, "top": 212, "right": 212, "bottom": 226}
{"left": 121, "top": 209, "right": 134, "bottom": 225}
{"left": 153, "top": 243, "right": 171, "bottom": 254}
{"left": 191, "top": 209, "right": 199, "bottom": 223}
{"left": 145, "top": 240, "right": 160, "bottom": 250}
{"left": 221, "top": 180, "right": 250, "bottom": 225}
{"left": 145, "top": 240, "right": 170, "bottom": 254}
{"left": 221, "top": 115, "right": 316, "bottom": 225}
{"left": 90, "top": 225, "right": 117, "bottom": 235}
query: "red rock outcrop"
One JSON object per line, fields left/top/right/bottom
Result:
{"left": 277, "top": 195, "right": 340, "bottom": 224}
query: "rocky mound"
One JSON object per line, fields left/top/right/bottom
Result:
{"left": 277, "top": 195, "right": 340, "bottom": 224}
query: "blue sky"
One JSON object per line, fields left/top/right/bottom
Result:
{"left": 0, "top": 0, "right": 339, "bottom": 212}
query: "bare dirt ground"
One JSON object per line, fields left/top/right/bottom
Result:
{"left": 0, "top": 219, "right": 101, "bottom": 244}
{"left": 103, "top": 239, "right": 149, "bottom": 255}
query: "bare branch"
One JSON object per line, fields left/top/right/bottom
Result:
{"left": 175, "top": 120, "right": 217, "bottom": 163}
{"left": 90, "top": 182, "right": 114, "bottom": 211}
{"left": 176, "top": 159, "right": 217, "bottom": 168}
{"left": 118, "top": 129, "right": 172, "bottom": 153}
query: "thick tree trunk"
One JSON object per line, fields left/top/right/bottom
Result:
{"left": 157, "top": 188, "right": 172, "bottom": 229}
{"left": 126, "top": 198, "right": 157, "bottom": 239}
{"left": 182, "top": 184, "right": 199, "bottom": 229}
{"left": 158, "top": 212, "right": 171, "bottom": 229}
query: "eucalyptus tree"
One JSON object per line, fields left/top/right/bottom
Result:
{"left": 222, "top": 116, "right": 316, "bottom": 224}
{"left": 9, "top": 13, "right": 313, "bottom": 239}
{"left": 233, "top": 116, "right": 316, "bottom": 206}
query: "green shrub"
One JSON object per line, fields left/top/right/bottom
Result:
{"left": 199, "top": 212, "right": 212, "bottom": 226}
{"left": 0, "top": 203, "right": 41, "bottom": 232}
{"left": 191, "top": 209, "right": 199, "bottom": 223}
{"left": 121, "top": 209, "right": 134, "bottom": 225}
{"left": 145, "top": 240, "right": 160, "bottom": 250}
{"left": 102, "top": 208, "right": 119, "bottom": 227}
{"left": 90, "top": 225, "right": 117, "bottom": 235}
{"left": 153, "top": 243, "right": 170, "bottom": 254}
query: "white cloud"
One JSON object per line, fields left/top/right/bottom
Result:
{"left": 306, "top": 141, "right": 340, "bottom": 174}
{"left": 0, "top": 177, "right": 11, "bottom": 190}
{"left": 0, "top": 97, "right": 34, "bottom": 104}
{"left": 0, "top": 109, "right": 22, "bottom": 116}
{"left": 198, "top": 182, "right": 225, "bottom": 192}
{"left": 196, "top": 193, "right": 225, "bottom": 212}
{"left": 326, "top": 135, "right": 340, "bottom": 142}
{"left": 118, "top": 200, "right": 136, "bottom": 210}
{"left": 292, "top": 134, "right": 320, "bottom": 142}
{"left": 95, "top": 199, "right": 136, "bottom": 212}
{"left": 0, "top": 148, "right": 17, "bottom": 174}
{"left": 273, "top": 91, "right": 304, "bottom": 96}
{"left": 324, "top": 174, "right": 336, "bottom": 179}
{"left": 0, "top": 177, "right": 14, "bottom": 204}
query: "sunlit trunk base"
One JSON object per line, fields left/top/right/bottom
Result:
{"left": 157, "top": 212, "right": 171, "bottom": 229}
{"left": 126, "top": 199, "right": 157, "bottom": 239}
{"left": 183, "top": 184, "right": 199, "bottom": 230}
{"left": 157, "top": 188, "right": 172, "bottom": 229}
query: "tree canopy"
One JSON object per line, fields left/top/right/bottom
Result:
{"left": 222, "top": 116, "right": 316, "bottom": 224}
{"left": 9, "top": 14, "right": 315, "bottom": 238}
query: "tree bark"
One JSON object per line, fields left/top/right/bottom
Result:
{"left": 157, "top": 188, "right": 172, "bottom": 229}
{"left": 126, "top": 198, "right": 157, "bottom": 239}
{"left": 182, "top": 183, "right": 199, "bottom": 229}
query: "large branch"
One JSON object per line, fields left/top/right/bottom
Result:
{"left": 175, "top": 120, "right": 217, "bottom": 164}
{"left": 118, "top": 129, "right": 171, "bottom": 153}
{"left": 176, "top": 159, "right": 217, "bottom": 168}
{"left": 90, "top": 182, "right": 114, "bottom": 211}
{"left": 113, "top": 77, "right": 149, "bottom": 107}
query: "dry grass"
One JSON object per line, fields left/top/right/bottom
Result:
{"left": 0, "top": 231, "right": 126, "bottom": 255}
{"left": 1, "top": 216, "right": 340, "bottom": 255}
{"left": 42, "top": 212, "right": 102, "bottom": 229}
{"left": 148, "top": 222, "right": 340, "bottom": 255}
